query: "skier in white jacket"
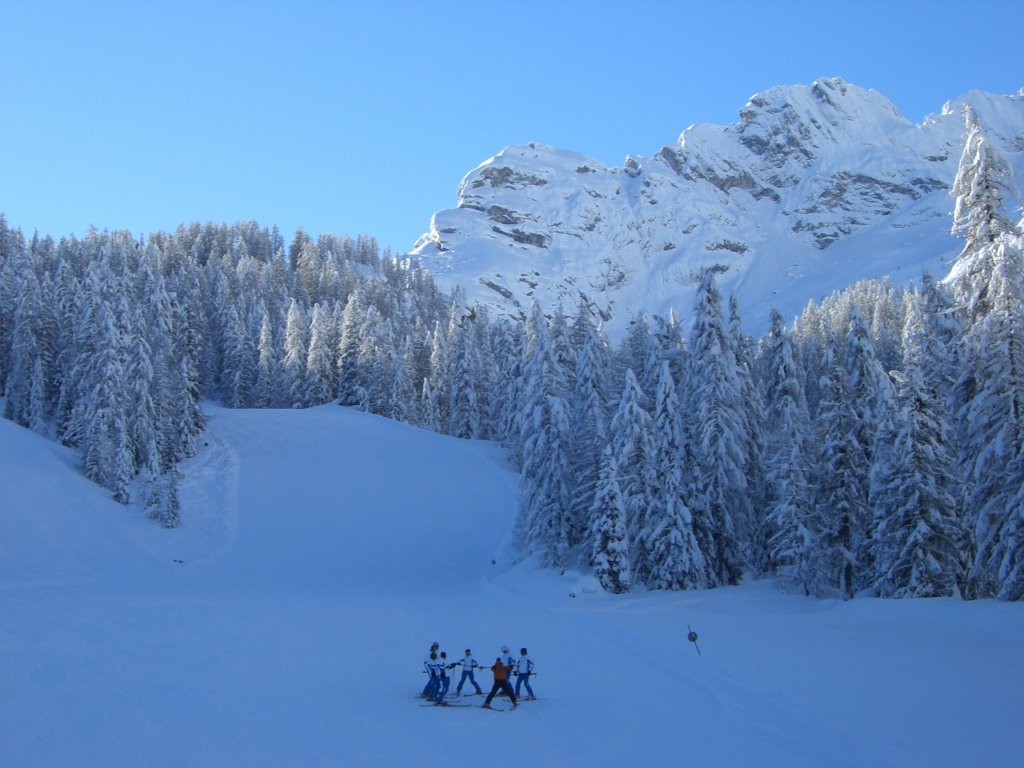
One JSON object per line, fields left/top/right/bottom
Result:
{"left": 514, "top": 647, "right": 535, "bottom": 700}
{"left": 455, "top": 649, "right": 484, "bottom": 695}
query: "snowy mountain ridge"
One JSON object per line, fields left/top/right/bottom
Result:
{"left": 410, "top": 77, "right": 1024, "bottom": 334}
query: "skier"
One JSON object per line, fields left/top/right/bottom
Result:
{"left": 482, "top": 657, "right": 517, "bottom": 709}
{"left": 421, "top": 643, "right": 440, "bottom": 699}
{"left": 455, "top": 649, "right": 484, "bottom": 696}
{"left": 495, "top": 644, "right": 515, "bottom": 697}
{"left": 434, "top": 651, "right": 452, "bottom": 704}
{"left": 514, "top": 647, "right": 536, "bottom": 700}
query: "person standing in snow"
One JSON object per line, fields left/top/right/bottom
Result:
{"left": 495, "top": 644, "right": 515, "bottom": 697}
{"left": 434, "top": 651, "right": 452, "bottom": 704}
{"left": 482, "top": 657, "right": 517, "bottom": 709}
{"left": 422, "top": 643, "right": 440, "bottom": 699}
{"left": 455, "top": 649, "right": 484, "bottom": 696}
{"left": 514, "top": 647, "right": 536, "bottom": 700}
{"left": 497, "top": 647, "right": 516, "bottom": 675}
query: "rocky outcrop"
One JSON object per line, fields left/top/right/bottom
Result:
{"left": 410, "top": 79, "right": 1024, "bottom": 334}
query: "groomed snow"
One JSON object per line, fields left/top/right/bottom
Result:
{"left": 2, "top": 406, "right": 1021, "bottom": 767}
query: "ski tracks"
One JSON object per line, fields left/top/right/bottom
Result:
{"left": 174, "top": 422, "right": 241, "bottom": 568}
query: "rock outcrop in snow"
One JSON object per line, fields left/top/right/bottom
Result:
{"left": 410, "top": 78, "right": 1024, "bottom": 333}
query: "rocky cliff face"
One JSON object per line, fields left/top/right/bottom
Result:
{"left": 409, "top": 78, "right": 1024, "bottom": 334}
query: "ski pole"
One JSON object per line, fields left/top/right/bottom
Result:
{"left": 687, "top": 625, "right": 701, "bottom": 656}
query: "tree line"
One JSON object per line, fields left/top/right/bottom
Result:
{"left": 1, "top": 111, "right": 1021, "bottom": 599}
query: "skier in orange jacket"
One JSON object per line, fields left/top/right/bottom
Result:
{"left": 481, "top": 657, "right": 517, "bottom": 709}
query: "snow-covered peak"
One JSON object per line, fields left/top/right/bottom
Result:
{"left": 410, "top": 79, "right": 1024, "bottom": 335}
{"left": 689, "top": 78, "right": 913, "bottom": 164}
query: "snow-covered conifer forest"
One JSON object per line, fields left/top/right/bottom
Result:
{"left": 2, "top": 103, "right": 1023, "bottom": 605}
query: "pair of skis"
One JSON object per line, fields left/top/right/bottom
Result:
{"left": 419, "top": 701, "right": 511, "bottom": 710}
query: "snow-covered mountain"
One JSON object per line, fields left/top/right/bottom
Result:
{"left": 410, "top": 77, "right": 1024, "bottom": 334}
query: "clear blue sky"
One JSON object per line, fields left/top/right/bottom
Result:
{"left": 1, "top": 0, "right": 1020, "bottom": 252}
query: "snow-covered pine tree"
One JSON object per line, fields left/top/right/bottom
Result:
{"left": 950, "top": 107, "right": 1017, "bottom": 289}
{"left": 591, "top": 445, "right": 632, "bottom": 594}
{"left": 517, "top": 302, "right": 573, "bottom": 568}
{"left": 962, "top": 249, "right": 1024, "bottom": 598}
{"left": 729, "top": 294, "right": 765, "bottom": 565}
{"left": 282, "top": 298, "right": 308, "bottom": 408}
{"left": 609, "top": 367, "right": 655, "bottom": 583}
{"left": 336, "top": 290, "right": 365, "bottom": 408}
{"left": 918, "top": 274, "right": 963, "bottom": 407}
{"left": 651, "top": 310, "right": 686, "bottom": 383}
{"left": 162, "top": 288, "right": 204, "bottom": 467}
{"left": 220, "top": 304, "right": 256, "bottom": 408}
{"left": 845, "top": 307, "right": 898, "bottom": 584}
{"left": 812, "top": 339, "right": 867, "bottom": 599}
{"left": 387, "top": 334, "right": 419, "bottom": 425}
{"left": 254, "top": 310, "right": 278, "bottom": 407}
{"left": 305, "top": 302, "right": 336, "bottom": 406}
{"left": 3, "top": 271, "right": 44, "bottom": 428}
{"left": 758, "top": 311, "right": 815, "bottom": 585}
{"left": 618, "top": 312, "right": 659, "bottom": 398}
{"left": 145, "top": 470, "right": 182, "bottom": 529}
{"left": 487, "top": 318, "right": 524, "bottom": 461}
{"left": 422, "top": 320, "right": 450, "bottom": 433}
{"left": 941, "top": 113, "right": 1024, "bottom": 601}
{"left": 68, "top": 264, "right": 135, "bottom": 502}
{"left": 644, "top": 362, "right": 706, "bottom": 590}
{"left": 996, "top": 448, "right": 1024, "bottom": 600}
{"left": 682, "top": 271, "right": 749, "bottom": 586}
{"left": 47, "top": 258, "right": 81, "bottom": 438}
{"left": 567, "top": 305, "right": 610, "bottom": 557}
{"left": 846, "top": 307, "right": 897, "bottom": 458}
{"left": 465, "top": 308, "right": 499, "bottom": 441}
{"left": 124, "top": 301, "right": 160, "bottom": 479}
{"left": 357, "top": 305, "right": 396, "bottom": 415}
{"left": 870, "top": 299, "right": 966, "bottom": 598}
{"left": 447, "top": 310, "right": 481, "bottom": 439}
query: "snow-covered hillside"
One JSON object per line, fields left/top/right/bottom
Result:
{"left": 2, "top": 404, "right": 1022, "bottom": 767}
{"left": 410, "top": 78, "right": 1024, "bottom": 334}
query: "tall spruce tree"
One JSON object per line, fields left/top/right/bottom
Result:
{"left": 644, "top": 362, "right": 706, "bottom": 589}
{"left": 591, "top": 445, "right": 632, "bottom": 594}
{"left": 963, "top": 253, "right": 1024, "bottom": 597}
{"left": 950, "top": 108, "right": 1016, "bottom": 278}
{"left": 609, "top": 368, "right": 655, "bottom": 583}
{"left": 567, "top": 308, "right": 610, "bottom": 556}
{"left": 305, "top": 303, "right": 336, "bottom": 406}
{"left": 813, "top": 339, "right": 867, "bottom": 598}
{"left": 758, "top": 311, "right": 815, "bottom": 585}
{"left": 870, "top": 300, "right": 966, "bottom": 598}
{"left": 517, "top": 303, "right": 572, "bottom": 567}
{"left": 282, "top": 299, "right": 308, "bottom": 408}
{"left": 683, "top": 271, "right": 749, "bottom": 585}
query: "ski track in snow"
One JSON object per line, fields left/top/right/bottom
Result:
{"left": 2, "top": 405, "right": 1022, "bottom": 768}
{"left": 156, "top": 420, "right": 241, "bottom": 568}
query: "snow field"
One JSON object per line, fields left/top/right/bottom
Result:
{"left": 2, "top": 405, "right": 1022, "bottom": 767}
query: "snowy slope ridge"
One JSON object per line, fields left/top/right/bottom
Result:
{"left": 3, "top": 405, "right": 1023, "bottom": 767}
{"left": 410, "top": 78, "right": 1024, "bottom": 334}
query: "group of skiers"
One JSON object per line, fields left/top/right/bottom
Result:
{"left": 421, "top": 642, "right": 536, "bottom": 708}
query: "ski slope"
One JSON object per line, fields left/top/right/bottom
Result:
{"left": 1, "top": 405, "right": 1021, "bottom": 767}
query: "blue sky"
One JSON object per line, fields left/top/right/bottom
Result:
{"left": 1, "top": 0, "right": 1020, "bottom": 252}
